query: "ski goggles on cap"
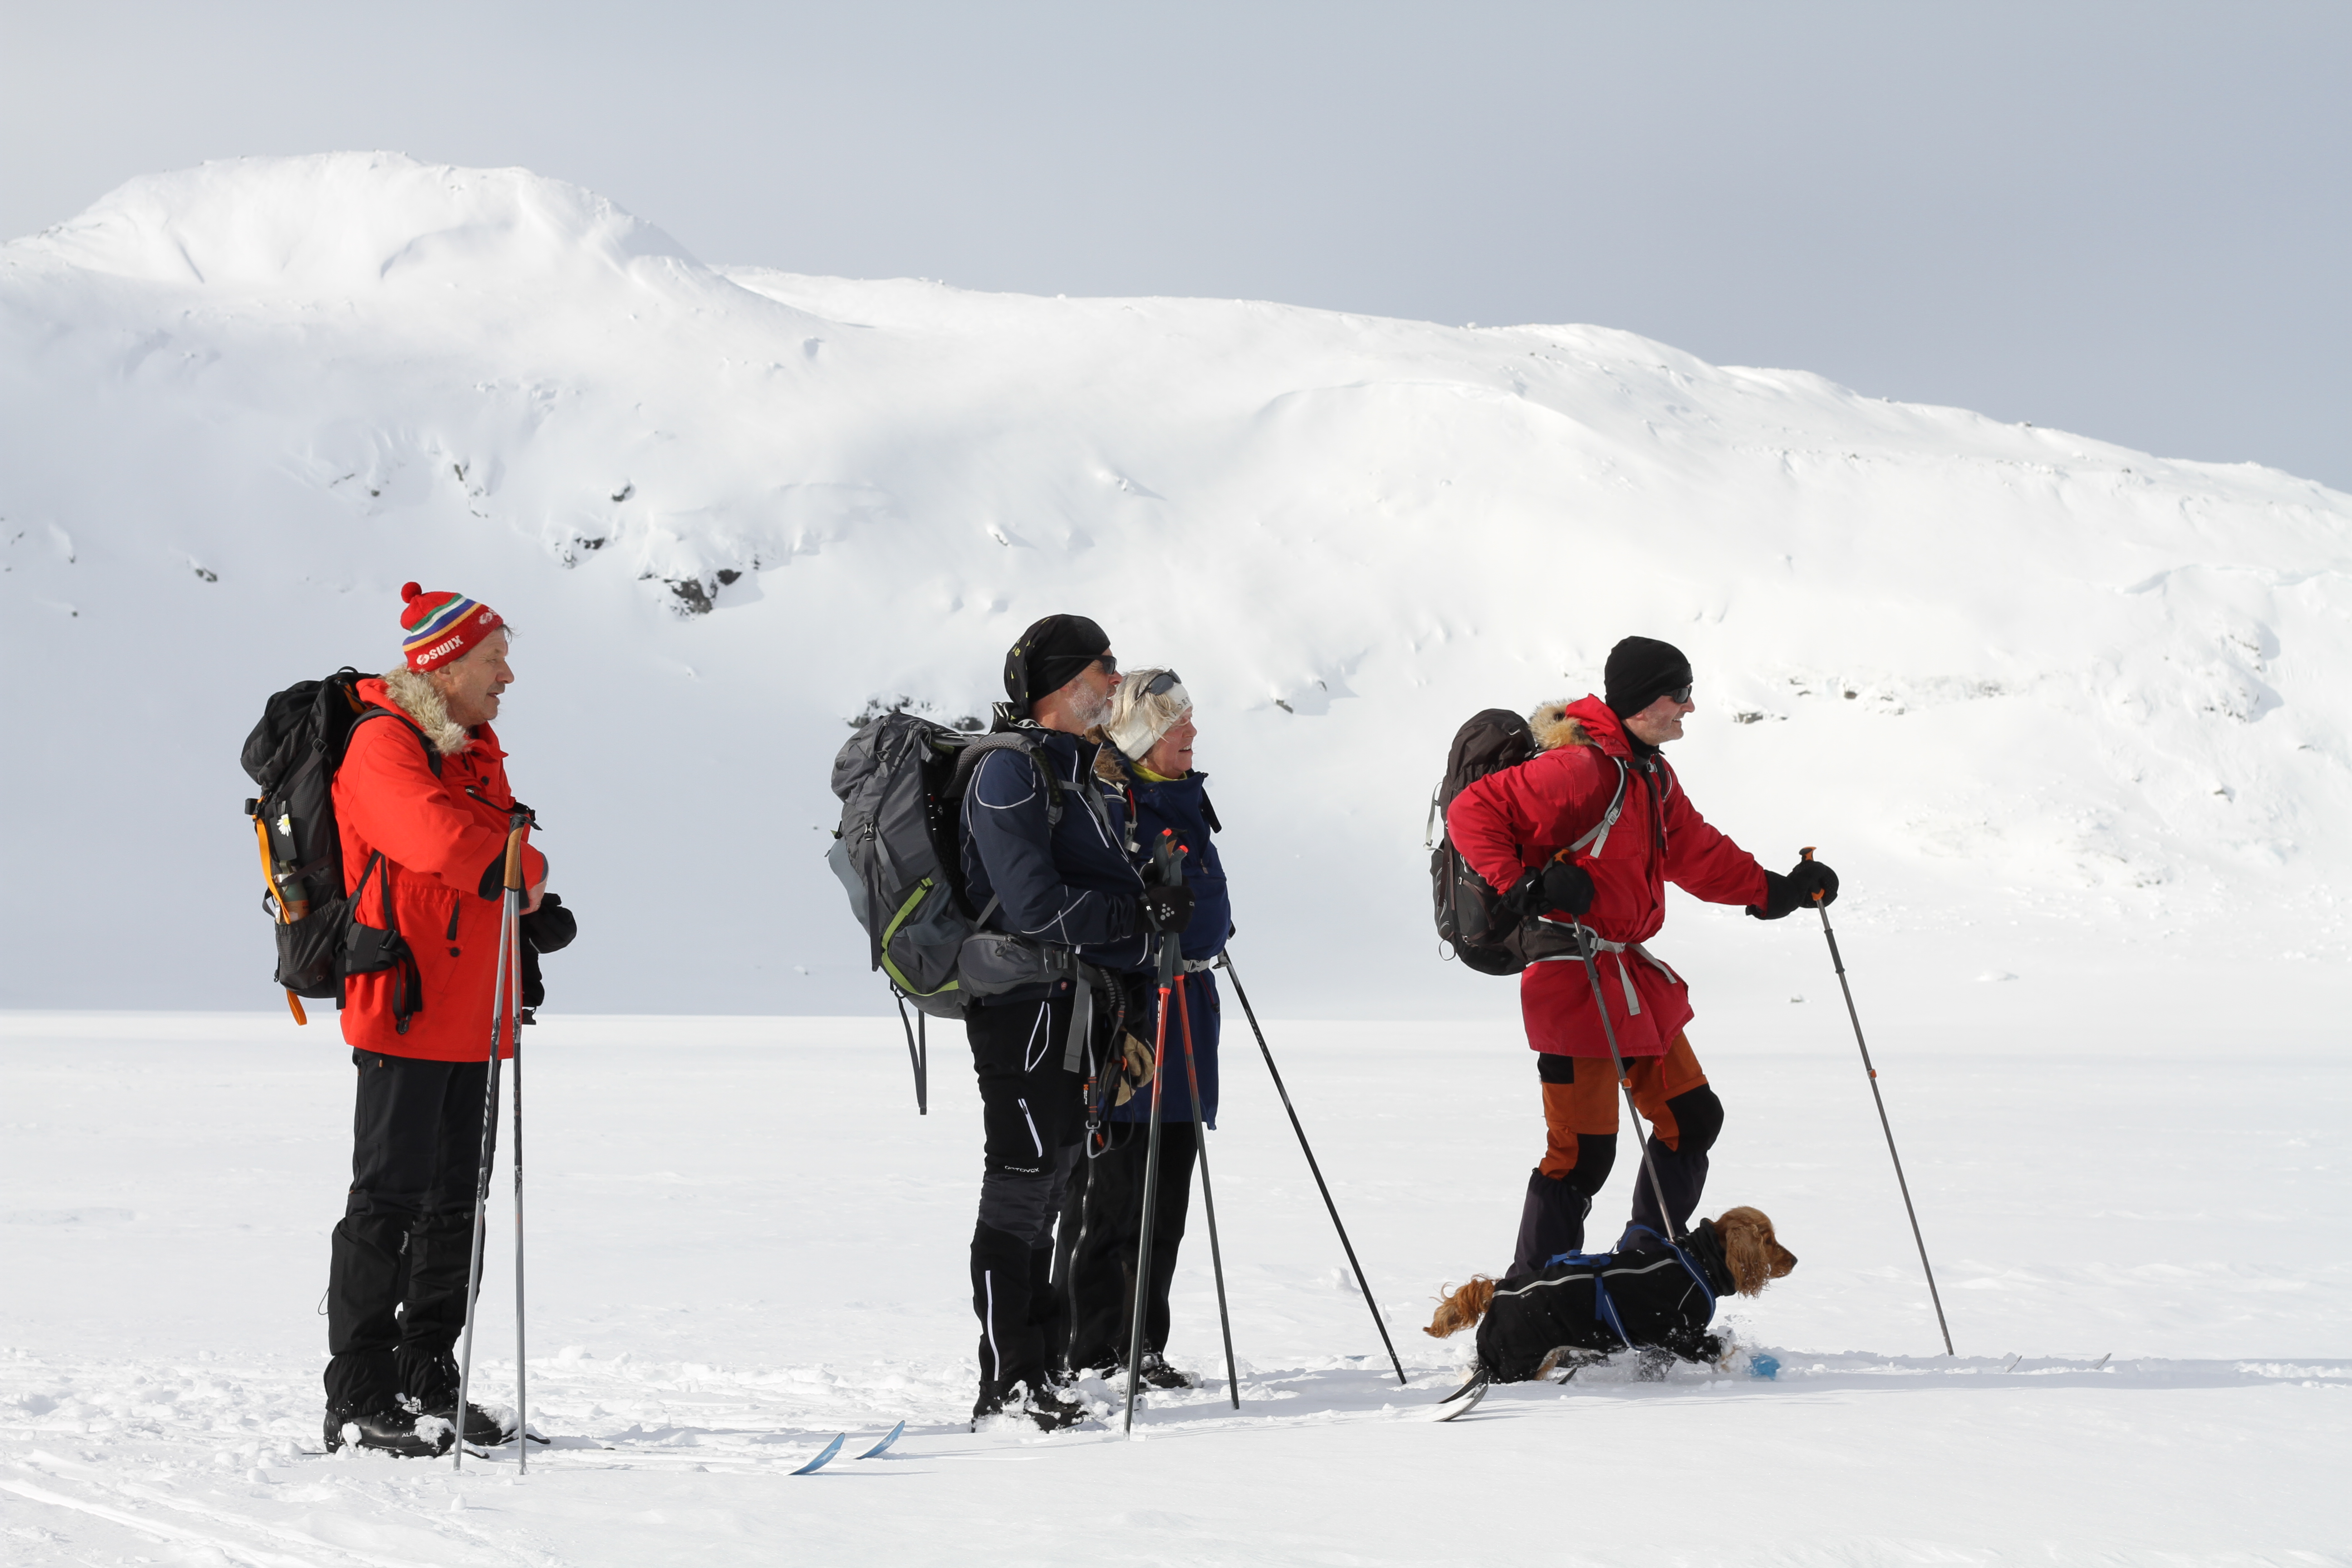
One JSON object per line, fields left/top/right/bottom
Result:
{"left": 1142, "top": 670, "right": 1182, "bottom": 697}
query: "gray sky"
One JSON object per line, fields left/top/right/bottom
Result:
{"left": 8, "top": 1, "right": 2347, "bottom": 488}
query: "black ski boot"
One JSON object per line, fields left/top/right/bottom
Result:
{"left": 323, "top": 1405, "right": 454, "bottom": 1458}
{"left": 422, "top": 1398, "right": 509, "bottom": 1446}
{"left": 1127, "top": 1351, "right": 1197, "bottom": 1391}
{"left": 971, "top": 1375, "right": 1088, "bottom": 1433}
{"left": 400, "top": 1349, "right": 511, "bottom": 1446}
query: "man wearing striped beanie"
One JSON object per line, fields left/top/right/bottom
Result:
{"left": 402, "top": 582, "right": 505, "bottom": 672}
{"left": 319, "top": 581, "right": 574, "bottom": 1457}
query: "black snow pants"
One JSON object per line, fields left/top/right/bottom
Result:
{"left": 323, "top": 1049, "right": 490, "bottom": 1416}
{"left": 1058, "top": 1118, "right": 1197, "bottom": 1374}
{"left": 966, "top": 993, "right": 1089, "bottom": 1392}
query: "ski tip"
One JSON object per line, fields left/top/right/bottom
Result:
{"left": 790, "top": 1432, "right": 848, "bottom": 1475}
{"left": 1436, "top": 1369, "right": 1485, "bottom": 1404}
{"left": 856, "top": 1419, "right": 906, "bottom": 1460}
{"left": 1434, "top": 1372, "right": 1492, "bottom": 1421}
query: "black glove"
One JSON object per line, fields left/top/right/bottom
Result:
{"left": 1139, "top": 884, "right": 1196, "bottom": 934}
{"left": 1505, "top": 858, "right": 1595, "bottom": 919}
{"left": 521, "top": 892, "right": 576, "bottom": 954}
{"left": 1748, "top": 859, "right": 1839, "bottom": 920}
{"left": 516, "top": 894, "right": 573, "bottom": 1016}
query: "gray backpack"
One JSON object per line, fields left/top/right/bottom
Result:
{"left": 826, "top": 711, "right": 1067, "bottom": 1021}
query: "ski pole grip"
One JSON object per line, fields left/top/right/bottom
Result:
{"left": 502, "top": 819, "right": 527, "bottom": 892}
{"left": 1152, "top": 828, "right": 1188, "bottom": 887}
{"left": 1798, "top": 844, "right": 1824, "bottom": 902}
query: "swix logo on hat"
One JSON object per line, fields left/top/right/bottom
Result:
{"left": 399, "top": 581, "right": 506, "bottom": 671}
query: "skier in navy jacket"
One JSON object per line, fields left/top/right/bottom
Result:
{"left": 1059, "top": 667, "right": 1232, "bottom": 1388}
{"left": 958, "top": 616, "right": 1194, "bottom": 1431}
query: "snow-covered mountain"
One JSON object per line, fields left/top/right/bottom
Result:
{"left": 3, "top": 151, "right": 2346, "bottom": 1015}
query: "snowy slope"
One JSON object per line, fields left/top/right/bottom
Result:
{"left": 3, "top": 150, "right": 2349, "bottom": 1016}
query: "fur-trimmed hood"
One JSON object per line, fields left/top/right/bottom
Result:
{"left": 1090, "top": 728, "right": 1127, "bottom": 784}
{"left": 377, "top": 666, "right": 473, "bottom": 756}
{"left": 1527, "top": 699, "right": 1591, "bottom": 753}
{"left": 1528, "top": 694, "right": 1643, "bottom": 761}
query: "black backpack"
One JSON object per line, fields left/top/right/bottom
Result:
{"left": 240, "top": 668, "right": 437, "bottom": 1020}
{"left": 1427, "top": 707, "right": 1626, "bottom": 975}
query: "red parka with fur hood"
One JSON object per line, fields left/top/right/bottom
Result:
{"left": 333, "top": 671, "right": 547, "bottom": 1061}
{"left": 1446, "top": 695, "right": 1766, "bottom": 1059}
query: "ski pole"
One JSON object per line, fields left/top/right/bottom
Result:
{"left": 1122, "top": 928, "right": 1179, "bottom": 1435}
{"left": 1173, "top": 973, "right": 1240, "bottom": 1409}
{"left": 1122, "top": 833, "right": 1186, "bottom": 1436}
{"left": 510, "top": 874, "right": 530, "bottom": 1475}
{"left": 455, "top": 814, "right": 526, "bottom": 1469}
{"left": 1217, "top": 952, "right": 1408, "bottom": 1387}
{"left": 1799, "top": 847, "right": 1955, "bottom": 1356}
{"left": 1567, "top": 920, "right": 1681, "bottom": 1243}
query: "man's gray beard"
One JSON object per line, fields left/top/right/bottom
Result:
{"left": 1070, "top": 687, "right": 1116, "bottom": 731}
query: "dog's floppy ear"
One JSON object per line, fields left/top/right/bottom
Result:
{"left": 1713, "top": 1206, "right": 1796, "bottom": 1296}
{"left": 1424, "top": 1276, "right": 1497, "bottom": 1338}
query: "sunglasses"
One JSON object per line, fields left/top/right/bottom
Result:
{"left": 1091, "top": 653, "right": 1118, "bottom": 676}
{"left": 1142, "top": 670, "right": 1182, "bottom": 696}
{"left": 1669, "top": 683, "right": 1692, "bottom": 704}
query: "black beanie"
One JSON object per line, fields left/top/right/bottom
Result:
{"left": 1003, "top": 614, "right": 1110, "bottom": 716}
{"left": 1604, "top": 636, "right": 1694, "bottom": 719}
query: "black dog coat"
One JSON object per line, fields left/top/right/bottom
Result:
{"left": 1473, "top": 1220, "right": 1736, "bottom": 1382}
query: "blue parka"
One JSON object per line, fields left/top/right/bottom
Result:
{"left": 1106, "top": 762, "right": 1230, "bottom": 1127}
{"left": 960, "top": 728, "right": 1154, "bottom": 1005}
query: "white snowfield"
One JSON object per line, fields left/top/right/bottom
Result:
{"left": 1, "top": 154, "right": 2347, "bottom": 1562}
{"left": 2, "top": 1006, "right": 2346, "bottom": 1564}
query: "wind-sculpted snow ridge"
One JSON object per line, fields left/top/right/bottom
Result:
{"left": 17, "top": 152, "right": 694, "bottom": 293}
{"left": 2, "top": 153, "right": 2349, "bottom": 1011}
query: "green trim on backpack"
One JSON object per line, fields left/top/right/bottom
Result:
{"left": 879, "top": 877, "right": 963, "bottom": 1000}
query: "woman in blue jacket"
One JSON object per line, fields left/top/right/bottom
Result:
{"left": 1058, "top": 668, "right": 1232, "bottom": 1389}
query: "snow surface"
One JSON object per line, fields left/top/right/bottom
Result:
{"left": 2, "top": 153, "right": 2348, "bottom": 1562}
{"left": 3, "top": 1004, "right": 2346, "bottom": 1563}
{"left": 3, "top": 151, "right": 2349, "bottom": 1015}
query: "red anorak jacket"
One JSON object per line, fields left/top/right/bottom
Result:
{"left": 333, "top": 675, "right": 546, "bottom": 1061}
{"left": 1446, "top": 696, "right": 1765, "bottom": 1058}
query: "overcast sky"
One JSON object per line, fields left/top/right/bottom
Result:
{"left": 7, "top": 2, "right": 2346, "bottom": 488}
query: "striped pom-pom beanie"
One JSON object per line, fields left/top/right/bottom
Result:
{"left": 400, "top": 582, "right": 506, "bottom": 671}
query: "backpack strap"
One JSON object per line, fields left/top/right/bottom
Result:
{"left": 1567, "top": 757, "right": 1630, "bottom": 858}
{"left": 350, "top": 704, "right": 443, "bottom": 779}
{"left": 949, "top": 732, "right": 1063, "bottom": 826}
{"left": 344, "top": 850, "right": 425, "bottom": 1035}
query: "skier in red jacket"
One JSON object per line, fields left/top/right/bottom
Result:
{"left": 1446, "top": 637, "right": 1837, "bottom": 1273}
{"left": 321, "top": 583, "right": 556, "bottom": 1456}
